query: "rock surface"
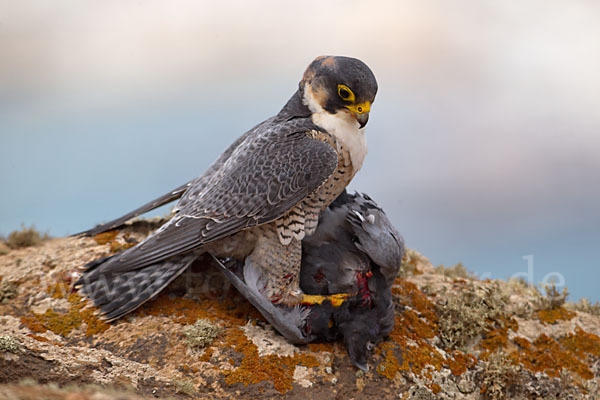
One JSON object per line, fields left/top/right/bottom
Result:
{"left": 1, "top": 221, "right": 599, "bottom": 399}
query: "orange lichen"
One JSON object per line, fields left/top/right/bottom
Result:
{"left": 93, "top": 231, "right": 118, "bottom": 245}
{"left": 21, "top": 292, "right": 109, "bottom": 337}
{"left": 179, "top": 364, "right": 199, "bottom": 374}
{"left": 480, "top": 327, "right": 509, "bottom": 355}
{"left": 93, "top": 231, "right": 138, "bottom": 253}
{"left": 134, "top": 292, "right": 263, "bottom": 326}
{"left": 382, "top": 279, "right": 446, "bottom": 385}
{"left": 20, "top": 315, "right": 47, "bottom": 334}
{"left": 35, "top": 307, "right": 82, "bottom": 336}
{"left": 503, "top": 316, "right": 519, "bottom": 332}
{"left": 559, "top": 327, "right": 600, "bottom": 358}
{"left": 307, "top": 342, "right": 335, "bottom": 353}
{"left": 392, "top": 280, "right": 438, "bottom": 326}
{"left": 401, "top": 309, "right": 437, "bottom": 340}
{"left": 401, "top": 341, "right": 445, "bottom": 380}
{"left": 109, "top": 241, "right": 137, "bottom": 253}
{"left": 197, "top": 346, "right": 215, "bottom": 362}
{"left": 446, "top": 351, "right": 476, "bottom": 376}
{"left": 512, "top": 336, "right": 531, "bottom": 350}
{"left": 46, "top": 282, "right": 71, "bottom": 299}
{"left": 377, "top": 341, "right": 401, "bottom": 380}
{"left": 479, "top": 317, "right": 519, "bottom": 358}
{"left": 509, "top": 330, "right": 597, "bottom": 380}
{"left": 537, "top": 307, "right": 575, "bottom": 324}
{"left": 220, "top": 327, "right": 318, "bottom": 393}
{"left": 78, "top": 301, "right": 111, "bottom": 336}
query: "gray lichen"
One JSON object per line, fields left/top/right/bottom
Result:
{"left": 181, "top": 319, "right": 222, "bottom": 349}
{"left": 0, "top": 334, "right": 20, "bottom": 353}
{"left": 437, "top": 283, "right": 508, "bottom": 350}
{"left": 173, "top": 378, "right": 196, "bottom": 396}
{"left": 477, "top": 351, "right": 521, "bottom": 400}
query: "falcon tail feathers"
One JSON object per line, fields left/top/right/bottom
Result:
{"left": 79, "top": 254, "right": 117, "bottom": 273}
{"left": 76, "top": 254, "right": 197, "bottom": 321}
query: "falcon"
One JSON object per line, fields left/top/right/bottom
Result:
{"left": 76, "top": 55, "right": 378, "bottom": 321}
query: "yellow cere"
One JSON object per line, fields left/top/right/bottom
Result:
{"left": 345, "top": 101, "right": 371, "bottom": 115}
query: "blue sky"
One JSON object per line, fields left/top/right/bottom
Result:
{"left": 1, "top": 1, "right": 599, "bottom": 301}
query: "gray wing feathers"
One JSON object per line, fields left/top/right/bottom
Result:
{"left": 84, "top": 119, "right": 337, "bottom": 277}
{"left": 183, "top": 127, "right": 337, "bottom": 223}
{"left": 84, "top": 217, "right": 204, "bottom": 281}
{"left": 76, "top": 127, "right": 259, "bottom": 238}
{"left": 172, "top": 128, "right": 257, "bottom": 213}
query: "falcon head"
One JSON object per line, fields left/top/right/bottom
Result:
{"left": 300, "top": 56, "right": 378, "bottom": 128}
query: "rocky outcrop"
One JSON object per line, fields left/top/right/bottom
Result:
{"left": 1, "top": 222, "right": 599, "bottom": 399}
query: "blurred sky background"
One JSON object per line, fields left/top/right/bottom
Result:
{"left": 1, "top": 0, "right": 599, "bottom": 301}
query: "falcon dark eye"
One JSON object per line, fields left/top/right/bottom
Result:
{"left": 337, "top": 84, "right": 355, "bottom": 102}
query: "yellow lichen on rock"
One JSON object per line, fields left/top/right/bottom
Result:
{"left": 220, "top": 327, "right": 319, "bottom": 393}
{"left": 537, "top": 306, "right": 576, "bottom": 324}
{"left": 19, "top": 280, "right": 109, "bottom": 337}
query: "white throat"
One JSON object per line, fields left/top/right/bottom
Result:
{"left": 303, "top": 85, "right": 368, "bottom": 172}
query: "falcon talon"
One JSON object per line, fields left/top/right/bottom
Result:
{"left": 300, "top": 293, "right": 350, "bottom": 307}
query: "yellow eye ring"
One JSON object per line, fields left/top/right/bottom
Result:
{"left": 337, "top": 84, "right": 355, "bottom": 102}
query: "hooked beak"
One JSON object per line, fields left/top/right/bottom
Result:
{"left": 355, "top": 112, "right": 369, "bottom": 129}
{"left": 344, "top": 101, "right": 371, "bottom": 128}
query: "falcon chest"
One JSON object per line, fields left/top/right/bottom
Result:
{"left": 275, "top": 128, "right": 361, "bottom": 245}
{"left": 305, "top": 129, "right": 356, "bottom": 213}
{"left": 306, "top": 108, "right": 369, "bottom": 211}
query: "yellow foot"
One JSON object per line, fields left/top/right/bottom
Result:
{"left": 301, "top": 293, "right": 350, "bottom": 307}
